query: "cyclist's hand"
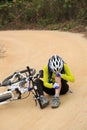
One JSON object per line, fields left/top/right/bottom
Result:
{"left": 56, "top": 73, "right": 61, "bottom": 77}
{"left": 53, "top": 83, "right": 60, "bottom": 89}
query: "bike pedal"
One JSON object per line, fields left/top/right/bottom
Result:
{"left": 18, "top": 95, "right": 21, "bottom": 99}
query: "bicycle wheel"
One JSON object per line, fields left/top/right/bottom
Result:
{"left": 1, "top": 68, "right": 36, "bottom": 86}
{"left": 0, "top": 93, "right": 12, "bottom": 102}
{"left": 32, "top": 86, "right": 43, "bottom": 109}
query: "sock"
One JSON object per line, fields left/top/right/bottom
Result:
{"left": 55, "top": 94, "right": 59, "bottom": 97}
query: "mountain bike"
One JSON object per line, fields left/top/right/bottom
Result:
{"left": 0, "top": 66, "right": 43, "bottom": 109}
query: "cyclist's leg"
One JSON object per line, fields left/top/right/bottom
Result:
{"left": 34, "top": 79, "right": 44, "bottom": 96}
{"left": 34, "top": 78, "right": 55, "bottom": 95}
{"left": 34, "top": 79, "right": 49, "bottom": 108}
{"left": 43, "top": 87, "right": 55, "bottom": 95}
{"left": 60, "top": 79, "right": 69, "bottom": 95}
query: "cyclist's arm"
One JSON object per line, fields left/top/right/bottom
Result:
{"left": 43, "top": 65, "right": 53, "bottom": 88}
{"left": 61, "top": 64, "right": 75, "bottom": 82}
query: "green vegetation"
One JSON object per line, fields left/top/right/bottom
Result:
{"left": 0, "top": 0, "right": 87, "bottom": 31}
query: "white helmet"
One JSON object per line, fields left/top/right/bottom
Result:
{"left": 49, "top": 54, "right": 64, "bottom": 73}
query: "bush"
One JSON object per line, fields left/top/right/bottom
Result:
{"left": 0, "top": 0, "right": 87, "bottom": 30}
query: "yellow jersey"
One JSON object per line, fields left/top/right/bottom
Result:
{"left": 43, "top": 63, "right": 75, "bottom": 89}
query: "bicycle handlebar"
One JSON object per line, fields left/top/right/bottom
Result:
{"left": 0, "top": 66, "right": 42, "bottom": 87}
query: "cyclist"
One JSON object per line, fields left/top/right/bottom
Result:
{"left": 35, "top": 54, "right": 75, "bottom": 108}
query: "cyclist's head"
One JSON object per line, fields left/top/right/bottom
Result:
{"left": 48, "top": 54, "right": 64, "bottom": 73}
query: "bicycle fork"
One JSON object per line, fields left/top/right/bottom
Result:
{"left": 32, "top": 85, "right": 43, "bottom": 109}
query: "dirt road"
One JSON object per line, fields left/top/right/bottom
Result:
{"left": 0, "top": 31, "right": 87, "bottom": 130}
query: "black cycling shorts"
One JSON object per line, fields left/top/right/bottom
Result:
{"left": 34, "top": 79, "right": 69, "bottom": 96}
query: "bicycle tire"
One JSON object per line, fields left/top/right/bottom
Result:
{"left": 32, "top": 86, "right": 43, "bottom": 109}
{"left": 1, "top": 68, "right": 36, "bottom": 86}
{"left": 0, "top": 93, "right": 12, "bottom": 102}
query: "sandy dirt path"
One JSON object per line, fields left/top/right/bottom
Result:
{"left": 0, "top": 31, "right": 87, "bottom": 130}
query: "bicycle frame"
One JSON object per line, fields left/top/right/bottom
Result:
{"left": 0, "top": 78, "right": 29, "bottom": 105}
{"left": 0, "top": 67, "right": 43, "bottom": 108}
{"left": 0, "top": 91, "right": 14, "bottom": 105}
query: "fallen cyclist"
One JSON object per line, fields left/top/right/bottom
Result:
{"left": 34, "top": 54, "right": 75, "bottom": 108}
